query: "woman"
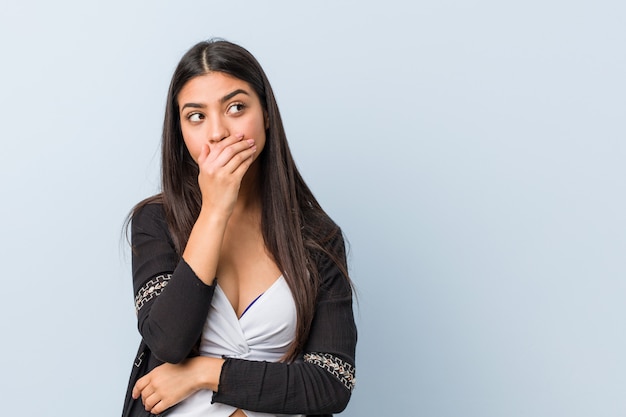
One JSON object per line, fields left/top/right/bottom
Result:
{"left": 122, "top": 39, "right": 357, "bottom": 417}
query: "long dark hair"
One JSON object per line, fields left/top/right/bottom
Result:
{"left": 130, "top": 39, "right": 348, "bottom": 361}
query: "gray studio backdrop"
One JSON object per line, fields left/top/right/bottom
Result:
{"left": 1, "top": 1, "right": 624, "bottom": 416}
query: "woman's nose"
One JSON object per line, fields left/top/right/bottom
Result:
{"left": 208, "top": 115, "right": 229, "bottom": 143}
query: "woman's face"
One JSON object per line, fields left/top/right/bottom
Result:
{"left": 177, "top": 72, "right": 268, "bottom": 163}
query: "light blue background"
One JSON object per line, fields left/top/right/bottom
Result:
{"left": 1, "top": 1, "right": 624, "bottom": 416}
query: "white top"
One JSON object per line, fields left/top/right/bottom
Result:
{"left": 168, "top": 276, "right": 303, "bottom": 417}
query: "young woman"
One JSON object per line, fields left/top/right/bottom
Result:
{"left": 121, "top": 40, "right": 357, "bottom": 417}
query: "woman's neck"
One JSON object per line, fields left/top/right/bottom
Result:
{"left": 233, "top": 160, "right": 262, "bottom": 216}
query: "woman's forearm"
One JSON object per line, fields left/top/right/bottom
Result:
{"left": 182, "top": 208, "right": 230, "bottom": 285}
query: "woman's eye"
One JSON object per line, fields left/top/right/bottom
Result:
{"left": 227, "top": 103, "right": 246, "bottom": 115}
{"left": 188, "top": 113, "right": 203, "bottom": 122}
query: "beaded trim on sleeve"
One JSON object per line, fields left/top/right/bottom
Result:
{"left": 135, "top": 274, "right": 172, "bottom": 313}
{"left": 304, "top": 352, "right": 356, "bottom": 391}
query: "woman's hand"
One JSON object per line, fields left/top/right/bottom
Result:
{"left": 197, "top": 134, "right": 257, "bottom": 217}
{"left": 132, "top": 357, "right": 225, "bottom": 415}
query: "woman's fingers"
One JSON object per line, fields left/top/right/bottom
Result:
{"left": 197, "top": 143, "right": 210, "bottom": 166}
{"left": 221, "top": 140, "right": 256, "bottom": 174}
{"left": 206, "top": 137, "right": 256, "bottom": 170}
{"left": 133, "top": 360, "right": 208, "bottom": 414}
{"left": 195, "top": 134, "right": 257, "bottom": 214}
{"left": 203, "top": 134, "right": 243, "bottom": 164}
{"left": 134, "top": 375, "right": 168, "bottom": 413}
{"left": 197, "top": 136, "right": 256, "bottom": 182}
{"left": 132, "top": 375, "right": 149, "bottom": 399}
{"left": 143, "top": 391, "right": 161, "bottom": 411}
{"left": 229, "top": 148, "right": 256, "bottom": 178}
{"left": 150, "top": 398, "right": 171, "bottom": 415}
{"left": 133, "top": 380, "right": 159, "bottom": 413}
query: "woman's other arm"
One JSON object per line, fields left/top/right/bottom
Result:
{"left": 131, "top": 203, "right": 216, "bottom": 363}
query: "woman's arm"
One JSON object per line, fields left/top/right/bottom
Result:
{"left": 182, "top": 137, "right": 256, "bottom": 284}
{"left": 133, "top": 200, "right": 356, "bottom": 415}
{"left": 132, "top": 136, "right": 257, "bottom": 363}
{"left": 131, "top": 203, "right": 217, "bottom": 363}
{"left": 132, "top": 225, "right": 356, "bottom": 415}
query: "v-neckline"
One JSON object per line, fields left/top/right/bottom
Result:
{"left": 217, "top": 275, "right": 284, "bottom": 320}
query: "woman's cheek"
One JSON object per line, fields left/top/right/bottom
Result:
{"left": 182, "top": 138, "right": 201, "bottom": 163}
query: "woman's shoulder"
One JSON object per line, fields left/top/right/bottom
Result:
{"left": 132, "top": 193, "right": 164, "bottom": 214}
{"left": 130, "top": 194, "right": 168, "bottom": 234}
{"left": 304, "top": 208, "right": 343, "bottom": 246}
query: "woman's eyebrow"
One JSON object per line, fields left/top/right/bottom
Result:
{"left": 221, "top": 89, "right": 249, "bottom": 103}
{"left": 181, "top": 102, "right": 204, "bottom": 111}
{"left": 180, "top": 89, "right": 250, "bottom": 111}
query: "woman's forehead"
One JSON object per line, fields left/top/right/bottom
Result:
{"left": 178, "top": 72, "right": 259, "bottom": 105}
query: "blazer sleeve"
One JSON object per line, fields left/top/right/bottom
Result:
{"left": 131, "top": 203, "right": 216, "bottom": 363}
{"left": 212, "top": 231, "right": 357, "bottom": 415}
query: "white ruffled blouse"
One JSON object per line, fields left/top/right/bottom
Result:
{"left": 168, "top": 276, "right": 303, "bottom": 417}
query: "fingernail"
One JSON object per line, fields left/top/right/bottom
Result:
{"left": 247, "top": 139, "right": 255, "bottom": 146}
{"left": 237, "top": 133, "right": 244, "bottom": 139}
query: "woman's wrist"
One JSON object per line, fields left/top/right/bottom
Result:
{"left": 191, "top": 356, "right": 225, "bottom": 392}
{"left": 197, "top": 204, "right": 232, "bottom": 225}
